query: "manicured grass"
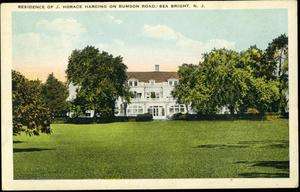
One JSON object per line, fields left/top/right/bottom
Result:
{"left": 13, "top": 119, "right": 289, "bottom": 179}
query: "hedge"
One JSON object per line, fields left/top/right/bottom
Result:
{"left": 171, "top": 113, "right": 265, "bottom": 121}
{"left": 136, "top": 113, "right": 153, "bottom": 121}
{"left": 65, "top": 117, "right": 95, "bottom": 124}
{"left": 62, "top": 113, "right": 153, "bottom": 124}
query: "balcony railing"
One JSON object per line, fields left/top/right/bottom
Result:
{"left": 130, "top": 97, "right": 176, "bottom": 102}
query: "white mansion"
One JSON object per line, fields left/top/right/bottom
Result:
{"left": 115, "top": 65, "right": 193, "bottom": 119}
{"left": 68, "top": 65, "right": 193, "bottom": 119}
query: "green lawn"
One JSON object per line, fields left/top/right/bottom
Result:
{"left": 13, "top": 119, "right": 289, "bottom": 179}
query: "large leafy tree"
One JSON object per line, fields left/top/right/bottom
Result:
{"left": 239, "top": 45, "right": 275, "bottom": 80}
{"left": 66, "top": 46, "right": 130, "bottom": 118}
{"left": 265, "top": 34, "right": 288, "bottom": 79}
{"left": 238, "top": 46, "right": 279, "bottom": 113}
{"left": 265, "top": 34, "right": 288, "bottom": 115}
{"left": 247, "top": 77, "right": 280, "bottom": 114}
{"left": 42, "top": 73, "right": 69, "bottom": 117}
{"left": 173, "top": 49, "right": 249, "bottom": 115}
{"left": 68, "top": 92, "right": 91, "bottom": 118}
{"left": 173, "top": 63, "right": 221, "bottom": 115}
{"left": 189, "top": 73, "right": 219, "bottom": 114}
{"left": 173, "top": 47, "right": 280, "bottom": 115}
{"left": 200, "top": 49, "right": 250, "bottom": 114}
{"left": 172, "top": 64, "right": 199, "bottom": 113}
{"left": 12, "top": 70, "right": 52, "bottom": 135}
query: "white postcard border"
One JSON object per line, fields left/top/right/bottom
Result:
{"left": 1, "top": 1, "right": 298, "bottom": 190}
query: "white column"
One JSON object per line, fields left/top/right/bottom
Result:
{"left": 144, "top": 103, "right": 147, "bottom": 114}
{"left": 165, "top": 103, "right": 168, "bottom": 118}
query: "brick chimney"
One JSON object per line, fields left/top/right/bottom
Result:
{"left": 155, "top": 64, "right": 159, "bottom": 72}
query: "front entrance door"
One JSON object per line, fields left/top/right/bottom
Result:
{"left": 148, "top": 106, "right": 165, "bottom": 119}
{"left": 153, "top": 106, "right": 159, "bottom": 116}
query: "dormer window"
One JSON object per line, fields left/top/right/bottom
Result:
{"left": 168, "top": 79, "right": 178, "bottom": 86}
{"left": 149, "top": 79, "right": 155, "bottom": 85}
{"left": 128, "top": 79, "right": 138, "bottom": 87}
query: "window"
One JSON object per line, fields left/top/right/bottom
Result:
{"left": 136, "top": 93, "right": 142, "bottom": 98}
{"left": 169, "top": 105, "right": 186, "bottom": 114}
{"left": 149, "top": 80, "right": 155, "bottom": 85}
{"left": 138, "top": 107, "right": 143, "bottom": 114}
{"left": 131, "top": 91, "right": 136, "bottom": 98}
{"left": 147, "top": 92, "right": 159, "bottom": 99}
{"left": 150, "top": 92, "right": 156, "bottom": 98}
{"left": 168, "top": 79, "right": 178, "bottom": 86}
{"left": 115, "top": 106, "right": 120, "bottom": 114}
{"left": 169, "top": 106, "right": 174, "bottom": 113}
{"left": 146, "top": 92, "right": 150, "bottom": 98}
{"left": 127, "top": 105, "right": 143, "bottom": 115}
{"left": 132, "top": 91, "right": 142, "bottom": 99}
{"left": 180, "top": 104, "right": 185, "bottom": 112}
{"left": 128, "top": 80, "right": 138, "bottom": 87}
{"left": 155, "top": 92, "right": 160, "bottom": 98}
{"left": 175, "top": 106, "right": 179, "bottom": 113}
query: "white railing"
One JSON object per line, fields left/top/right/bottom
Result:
{"left": 130, "top": 97, "right": 176, "bottom": 102}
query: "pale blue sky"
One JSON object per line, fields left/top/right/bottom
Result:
{"left": 12, "top": 9, "right": 287, "bottom": 81}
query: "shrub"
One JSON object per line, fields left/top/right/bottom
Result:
{"left": 95, "top": 116, "right": 115, "bottom": 123}
{"left": 281, "top": 112, "right": 289, "bottom": 119}
{"left": 171, "top": 113, "right": 264, "bottom": 121}
{"left": 52, "top": 117, "right": 67, "bottom": 124}
{"left": 65, "top": 114, "right": 153, "bottom": 124}
{"left": 113, "top": 116, "right": 129, "bottom": 122}
{"left": 247, "top": 108, "right": 260, "bottom": 114}
{"left": 171, "top": 113, "right": 184, "bottom": 120}
{"left": 136, "top": 113, "right": 153, "bottom": 122}
{"left": 65, "top": 117, "right": 94, "bottom": 124}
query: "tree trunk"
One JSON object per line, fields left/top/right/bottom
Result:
{"left": 185, "top": 104, "right": 189, "bottom": 114}
{"left": 238, "top": 104, "right": 248, "bottom": 115}
{"left": 277, "top": 48, "right": 285, "bottom": 114}
{"left": 123, "top": 102, "right": 127, "bottom": 116}
{"left": 229, "top": 105, "right": 235, "bottom": 115}
{"left": 278, "top": 49, "right": 284, "bottom": 78}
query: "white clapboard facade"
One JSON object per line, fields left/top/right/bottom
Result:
{"left": 115, "top": 65, "right": 192, "bottom": 119}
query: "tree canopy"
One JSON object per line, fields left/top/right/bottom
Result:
{"left": 265, "top": 34, "right": 288, "bottom": 115}
{"left": 66, "top": 46, "right": 130, "bottom": 118}
{"left": 172, "top": 34, "right": 287, "bottom": 115}
{"left": 42, "top": 73, "right": 69, "bottom": 117}
{"left": 12, "top": 70, "right": 52, "bottom": 135}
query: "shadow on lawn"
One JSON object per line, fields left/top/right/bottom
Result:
{"left": 13, "top": 141, "right": 24, "bottom": 144}
{"left": 238, "top": 139, "right": 288, "bottom": 144}
{"left": 13, "top": 148, "right": 54, "bottom": 153}
{"left": 238, "top": 140, "right": 289, "bottom": 149}
{"left": 194, "top": 139, "right": 289, "bottom": 149}
{"left": 239, "top": 172, "right": 289, "bottom": 178}
{"left": 194, "top": 144, "right": 249, "bottom": 149}
{"left": 236, "top": 160, "right": 289, "bottom": 170}
{"left": 236, "top": 160, "right": 289, "bottom": 178}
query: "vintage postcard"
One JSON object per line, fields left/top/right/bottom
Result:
{"left": 1, "top": 1, "right": 298, "bottom": 190}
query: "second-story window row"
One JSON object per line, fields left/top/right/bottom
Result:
{"left": 128, "top": 80, "right": 138, "bottom": 87}
{"left": 168, "top": 80, "right": 179, "bottom": 86}
{"left": 131, "top": 91, "right": 142, "bottom": 99}
{"left": 145, "top": 92, "right": 160, "bottom": 99}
